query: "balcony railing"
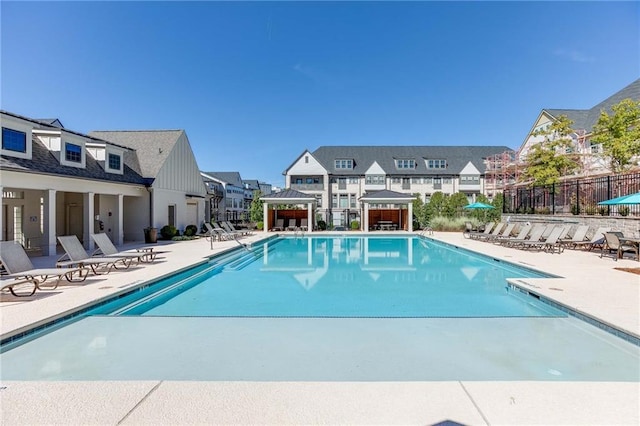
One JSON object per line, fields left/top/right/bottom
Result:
{"left": 291, "top": 183, "right": 325, "bottom": 191}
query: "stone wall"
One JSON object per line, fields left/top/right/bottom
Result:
{"left": 506, "top": 214, "right": 640, "bottom": 237}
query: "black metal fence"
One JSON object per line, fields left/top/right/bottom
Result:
{"left": 503, "top": 172, "right": 640, "bottom": 217}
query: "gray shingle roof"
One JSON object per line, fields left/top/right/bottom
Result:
{"left": 359, "top": 189, "right": 416, "bottom": 200}
{"left": 262, "top": 188, "right": 316, "bottom": 200}
{"left": 203, "top": 171, "right": 243, "bottom": 186}
{"left": 90, "top": 130, "right": 183, "bottom": 178}
{"left": 0, "top": 136, "right": 148, "bottom": 185}
{"left": 310, "top": 145, "right": 512, "bottom": 175}
{"left": 545, "top": 78, "right": 640, "bottom": 132}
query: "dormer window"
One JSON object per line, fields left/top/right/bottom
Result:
{"left": 108, "top": 153, "right": 121, "bottom": 170}
{"left": 427, "top": 159, "right": 447, "bottom": 169}
{"left": 65, "top": 143, "right": 82, "bottom": 163}
{"left": 335, "top": 159, "right": 353, "bottom": 169}
{"left": 396, "top": 159, "right": 415, "bottom": 169}
{"left": 2, "top": 128, "right": 27, "bottom": 153}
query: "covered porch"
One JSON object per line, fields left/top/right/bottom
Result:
{"left": 261, "top": 189, "right": 317, "bottom": 233}
{"left": 359, "top": 190, "right": 415, "bottom": 233}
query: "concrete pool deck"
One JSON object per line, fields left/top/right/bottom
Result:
{"left": 1, "top": 231, "right": 638, "bottom": 425}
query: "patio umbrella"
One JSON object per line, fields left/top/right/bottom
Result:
{"left": 463, "top": 202, "right": 495, "bottom": 222}
{"left": 597, "top": 192, "right": 640, "bottom": 205}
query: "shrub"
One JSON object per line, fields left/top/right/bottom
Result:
{"left": 350, "top": 220, "right": 360, "bottom": 230}
{"left": 598, "top": 206, "right": 607, "bottom": 216}
{"left": 160, "top": 225, "right": 178, "bottom": 240}
{"left": 584, "top": 206, "right": 596, "bottom": 216}
{"left": 619, "top": 206, "right": 630, "bottom": 216}
{"left": 171, "top": 235, "right": 198, "bottom": 241}
{"left": 184, "top": 224, "right": 198, "bottom": 236}
{"left": 429, "top": 216, "right": 469, "bottom": 232}
{"left": 256, "top": 221, "right": 264, "bottom": 230}
{"left": 317, "top": 220, "right": 327, "bottom": 230}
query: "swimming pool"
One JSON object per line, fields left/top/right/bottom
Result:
{"left": 1, "top": 235, "right": 638, "bottom": 381}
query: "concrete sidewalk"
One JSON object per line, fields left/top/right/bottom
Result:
{"left": 1, "top": 231, "right": 638, "bottom": 425}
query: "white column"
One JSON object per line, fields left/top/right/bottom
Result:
{"left": 364, "top": 202, "right": 370, "bottom": 233}
{"left": 43, "top": 189, "right": 57, "bottom": 256}
{"left": 0, "top": 186, "right": 3, "bottom": 241}
{"left": 408, "top": 202, "right": 413, "bottom": 232}
{"left": 263, "top": 202, "right": 269, "bottom": 233}
{"left": 307, "top": 202, "right": 313, "bottom": 233}
{"left": 116, "top": 194, "right": 124, "bottom": 246}
{"left": 84, "top": 192, "right": 95, "bottom": 250}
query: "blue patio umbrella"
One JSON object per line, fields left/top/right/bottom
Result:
{"left": 463, "top": 202, "right": 495, "bottom": 210}
{"left": 597, "top": 192, "right": 640, "bottom": 205}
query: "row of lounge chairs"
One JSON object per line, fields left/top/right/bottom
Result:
{"left": 203, "top": 221, "right": 255, "bottom": 241}
{"left": 270, "top": 218, "right": 308, "bottom": 232}
{"left": 0, "top": 233, "right": 163, "bottom": 297}
{"left": 464, "top": 222, "right": 614, "bottom": 254}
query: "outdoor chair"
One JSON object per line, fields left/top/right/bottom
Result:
{"left": 475, "top": 222, "right": 505, "bottom": 241}
{"left": 57, "top": 235, "right": 132, "bottom": 274}
{"left": 91, "top": 233, "right": 162, "bottom": 263}
{"left": 517, "top": 225, "right": 567, "bottom": 253}
{"left": 503, "top": 225, "right": 546, "bottom": 248}
{"left": 299, "top": 218, "right": 309, "bottom": 231}
{"left": 222, "top": 221, "right": 251, "bottom": 236}
{"left": 558, "top": 225, "right": 590, "bottom": 249}
{"left": 481, "top": 223, "right": 515, "bottom": 242}
{"left": 468, "top": 223, "right": 495, "bottom": 240}
{"left": 286, "top": 219, "right": 297, "bottom": 231}
{"left": 495, "top": 224, "right": 531, "bottom": 245}
{"left": 601, "top": 232, "right": 639, "bottom": 261}
{"left": 271, "top": 218, "right": 285, "bottom": 232}
{"left": 214, "top": 222, "right": 242, "bottom": 239}
{"left": 571, "top": 227, "right": 610, "bottom": 251}
{"left": 1, "top": 276, "right": 39, "bottom": 297}
{"left": 0, "top": 240, "right": 88, "bottom": 295}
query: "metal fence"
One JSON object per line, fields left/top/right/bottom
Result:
{"left": 503, "top": 172, "right": 640, "bottom": 217}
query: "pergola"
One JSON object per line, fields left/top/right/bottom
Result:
{"left": 261, "top": 188, "right": 317, "bottom": 233}
{"left": 359, "top": 189, "right": 415, "bottom": 232}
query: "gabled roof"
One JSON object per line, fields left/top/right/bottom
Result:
{"left": 0, "top": 135, "right": 148, "bottom": 185}
{"left": 544, "top": 78, "right": 640, "bottom": 132}
{"left": 261, "top": 188, "right": 316, "bottom": 202}
{"left": 90, "top": 130, "right": 183, "bottom": 178}
{"left": 310, "top": 146, "right": 511, "bottom": 175}
{"left": 35, "top": 118, "right": 64, "bottom": 128}
{"left": 203, "top": 171, "right": 243, "bottom": 186}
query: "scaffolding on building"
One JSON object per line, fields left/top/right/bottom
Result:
{"left": 484, "top": 150, "right": 522, "bottom": 199}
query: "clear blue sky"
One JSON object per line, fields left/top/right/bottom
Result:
{"left": 2, "top": 1, "right": 638, "bottom": 187}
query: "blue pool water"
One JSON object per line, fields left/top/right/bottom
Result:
{"left": 1, "top": 235, "right": 638, "bottom": 382}
{"left": 116, "top": 236, "right": 557, "bottom": 318}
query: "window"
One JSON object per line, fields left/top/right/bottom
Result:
{"left": 108, "top": 153, "right": 121, "bottom": 170}
{"left": 2, "top": 128, "right": 27, "bottom": 153}
{"left": 443, "top": 177, "right": 452, "bottom": 184}
{"left": 335, "top": 159, "right": 353, "bottom": 169}
{"left": 411, "top": 177, "right": 422, "bottom": 184}
{"left": 350, "top": 194, "right": 357, "bottom": 208}
{"left": 402, "top": 178, "right": 410, "bottom": 189}
{"left": 365, "top": 175, "right": 385, "bottom": 184}
{"left": 396, "top": 159, "right": 415, "bottom": 169}
{"left": 427, "top": 159, "right": 447, "bottom": 169}
{"left": 338, "top": 178, "right": 346, "bottom": 189}
{"left": 460, "top": 175, "right": 479, "bottom": 184}
{"left": 65, "top": 143, "right": 82, "bottom": 163}
{"left": 295, "top": 178, "right": 303, "bottom": 184}
{"left": 391, "top": 177, "right": 401, "bottom": 184}
{"left": 305, "top": 155, "right": 309, "bottom": 163}
{"left": 424, "top": 177, "right": 433, "bottom": 184}
{"left": 332, "top": 194, "right": 338, "bottom": 208}
{"left": 339, "top": 194, "right": 349, "bottom": 208}
{"left": 348, "top": 177, "right": 358, "bottom": 184}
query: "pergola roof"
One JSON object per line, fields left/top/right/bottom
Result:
{"left": 359, "top": 189, "right": 416, "bottom": 203}
{"left": 261, "top": 188, "right": 316, "bottom": 203}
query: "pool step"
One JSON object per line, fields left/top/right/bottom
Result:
{"left": 224, "top": 245, "right": 274, "bottom": 271}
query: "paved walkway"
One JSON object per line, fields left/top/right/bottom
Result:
{"left": 1, "top": 231, "right": 638, "bottom": 425}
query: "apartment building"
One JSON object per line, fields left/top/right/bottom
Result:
{"left": 283, "top": 145, "right": 511, "bottom": 227}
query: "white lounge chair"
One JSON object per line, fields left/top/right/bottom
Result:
{"left": 57, "top": 235, "right": 132, "bottom": 274}
{"left": 270, "top": 218, "right": 285, "bottom": 232}
{"left": 91, "top": 233, "right": 162, "bottom": 263}
{"left": 286, "top": 219, "right": 297, "bottom": 231}
{"left": 299, "top": 218, "right": 308, "bottom": 231}
{"left": 0, "top": 240, "right": 88, "bottom": 294}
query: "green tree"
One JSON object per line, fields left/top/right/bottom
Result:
{"left": 520, "top": 115, "right": 581, "bottom": 186}
{"left": 249, "top": 190, "right": 264, "bottom": 222}
{"left": 425, "top": 192, "right": 446, "bottom": 219}
{"left": 444, "top": 192, "right": 469, "bottom": 218}
{"left": 591, "top": 98, "right": 640, "bottom": 173}
{"left": 411, "top": 193, "right": 429, "bottom": 228}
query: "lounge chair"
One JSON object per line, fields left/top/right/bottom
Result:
{"left": 468, "top": 223, "right": 495, "bottom": 240}
{"left": 601, "top": 232, "right": 639, "bottom": 261}
{"left": 518, "top": 226, "right": 567, "bottom": 253}
{"left": 475, "top": 222, "right": 505, "bottom": 241}
{"left": 1, "top": 276, "right": 39, "bottom": 297}
{"left": 571, "top": 227, "right": 611, "bottom": 251}
{"left": 286, "top": 219, "right": 297, "bottom": 231}
{"left": 299, "top": 218, "right": 309, "bottom": 231}
{"left": 221, "top": 221, "right": 251, "bottom": 236}
{"left": 504, "top": 224, "right": 546, "bottom": 248}
{"left": 213, "top": 222, "right": 242, "bottom": 239}
{"left": 495, "top": 223, "right": 531, "bottom": 245}
{"left": 559, "top": 225, "right": 590, "bottom": 249}
{"left": 271, "top": 218, "right": 285, "bottom": 232}
{"left": 481, "top": 223, "right": 515, "bottom": 242}
{"left": 57, "top": 235, "right": 132, "bottom": 274}
{"left": 91, "top": 233, "right": 162, "bottom": 263}
{"left": 0, "top": 240, "right": 88, "bottom": 293}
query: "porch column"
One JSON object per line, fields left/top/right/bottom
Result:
{"left": 116, "top": 194, "right": 124, "bottom": 246}
{"left": 263, "top": 202, "right": 269, "bottom": 233}
{"left": 364, "top": 202, "right": 370, "bottom": 233}
{"left": 84, "top": 192, "right": 95, "bottom": 250}
{"left": 407, "top": 202, "right": 413, "bottom": 232}
{"left": 307, "top": 202, "right": 313, "bottom": 233}
{"left": 43, "top": 189, "right": 57, "bottom": 256}
{"left": 0, "top": 186, "right": 3, "bottom": 241}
